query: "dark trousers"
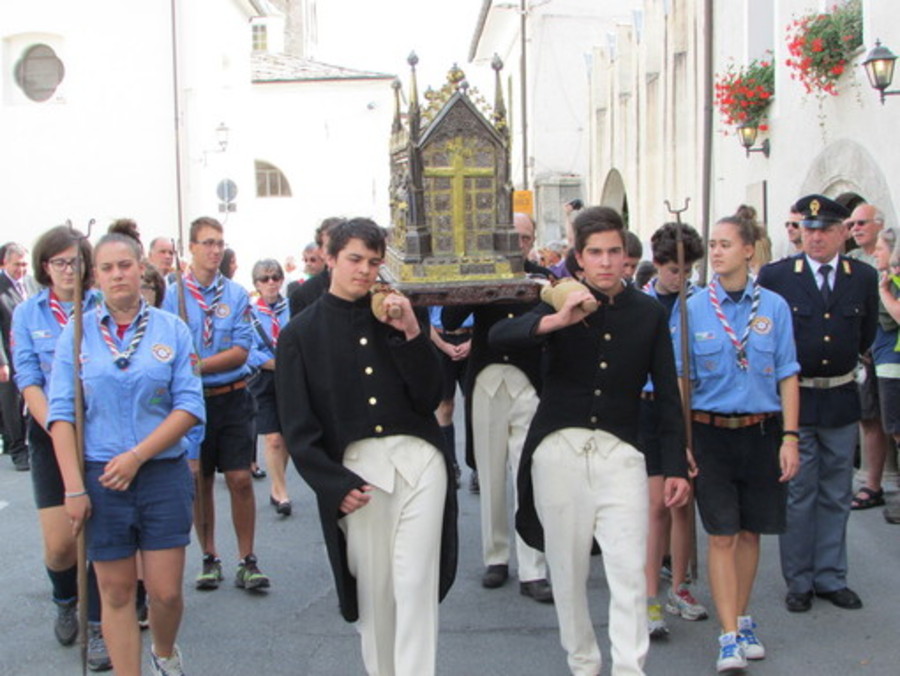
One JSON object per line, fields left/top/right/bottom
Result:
{"left": 0, "top": 380, "right": 26, "bottom": 462}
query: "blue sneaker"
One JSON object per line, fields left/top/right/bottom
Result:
{"left": 717, "top": 631, "right": 747, "bottom": 673}
{"left": 737, "top": 615, "right": 765, "bottom": 660}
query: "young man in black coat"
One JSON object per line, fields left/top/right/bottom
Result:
{"left": 276, "top": 219, "right": 457, "bottom": 676}
{"left": 490, "top": 206, "right": 690, "bottom": 676}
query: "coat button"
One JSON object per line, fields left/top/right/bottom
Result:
{"left": 590, "top": 416, "right": 598, "bottom": 423}
{"left": 594, "top": 389, "right": 602, "bottom": 396}
{"left": 365, "top": 367, "right": 374, "bottom": 375}
{"left": 603, "top": 333, "right": 612, "bottom": 341}
{"left": 503, "top": 355, "right": 509, "bottom": 362}
{"left": 824, "top": 336, "right": 831, "bottom": 342}
{"left": 824, "top": 313, "right": 831, "bottom": 319}
{"left": 599, "top": 362, "right": 608, "bottom": 369}
{"left": 374, "top": 425, "right": 383, "bottom": 433}
{"left": 822, "top": 359, "right": 830, "bottom": 366}
{"left": 359, "top": 337, "right": 368, "bottom": 345}
{"left": 368, "top": 397, "right": 377, "bottom": 405}
{"left": 507, "top": 313, "right": 514, "bottom": 319}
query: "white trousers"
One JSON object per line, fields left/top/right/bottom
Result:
{"left": 340, "top": 436, "right": 447, "bottom": 676}
{"left": 471, "top": 367, "right": 546, "bottom": 581}
{"left": 533, "top": 428, "right": 649, "bottom": 676}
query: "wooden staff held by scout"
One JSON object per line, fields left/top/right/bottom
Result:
{"left": 664, "top": 198, "right": 699, "bottom": 580}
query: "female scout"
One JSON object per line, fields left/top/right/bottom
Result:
{"left": 48, "top": 232, "right": 205, "bottom": 676}
{"left": 676, "top": 215, "right": 800, "bottom": 673}
{"left": 12, "top": 225, "right": 110, "bottom": 669}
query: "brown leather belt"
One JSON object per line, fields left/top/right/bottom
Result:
{"left": 203, "top": 378, "right": 247, "bottom": 398}
{"left": 691, "top": 411, "right": 776, "bottom": 429}
{"left": 438, "top": 327, "right": 473, "bottom": 337}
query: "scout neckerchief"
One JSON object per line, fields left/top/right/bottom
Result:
{"left": 183, "top": 270, "right": 224, "bottom": 348}
{"left": 49, "top": 290, "right": 72, "bottom": 327}
{"left": 255, "top": 296, "right": 286, "bottom": 347}
{"left": 707, "top": 275, "right": 761, "bottom": 371}
{"left": 97, "top": 302, "right": 150, "bottom": 370}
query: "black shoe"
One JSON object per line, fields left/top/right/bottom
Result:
{"left": 12, "top": 455, "right": 29, "bottom": 471}
{"left": 251, "top": 466, "right": 267, "bottom": 479}
{"left": 482, "top": 564, "right": 509, "bottom": 589}
{"left": 269, "top": 495, "right": 292, "bottom": 516}
{"left": 815, "top": 587, "right": 862, "bottom": 609}
{"left": 519, "top": 579, "right": 554, "bottom": 603}
{"left": 469, "top": 471, "right": 480, "bottom": 495}
{"left": 785, "top": 590, "right": 813, "bottom": 613}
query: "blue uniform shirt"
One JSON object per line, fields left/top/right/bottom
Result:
{"left": 12, "top": 288, "right": 102, "bottom": 397}
{"left": 642, "top": 281, "right": 694, "bottom": 393}
{"left": 248, "top": 296, "right": 290, "bottom": 370}
{"left": 47, "top": 303, "right": 206, "bottom": 463}
{"left": 674, "top": 278, "right": 800, "bottom": 414}
{"left": 162, "top": 273, "right": 252, "bottom": 386}
{"left": 428, "top": 306, "right": 473, "bottom": 330}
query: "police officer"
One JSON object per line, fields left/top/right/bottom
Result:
{"left": 758, "top": 194, "right": 878, "bottom": 614}
{"left": 677, "top": 215, "right": 800, "bottom": 672}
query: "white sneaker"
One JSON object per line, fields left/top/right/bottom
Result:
{"left": 150, "top": 644, "right": 185, "bottom": 676}
{"left": 665, "top": 583, "right": 709, "bottom": 621}
{"left": 648, "top": 602, "right": 669, "bottom": 639}
{"left": 717, "top": 631, "right": 747, "bottom": 672}
{"left": 737, "top": 615, "right": 766, "bottom": 660}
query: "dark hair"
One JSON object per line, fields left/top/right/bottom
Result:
{"left": 573, "top": 206, "right": 626, "bottom": 253}
{"left": 634, "top": 260, "right": 657, "bottom": 289}
{"left": 315, "top": 217, "right": 347, "bottom": 248}
{"left": 624, "top": 230, "right": 643, "bottom": 259}
{"left": 94, "top": 232, "right": 144, "bottom": 264}
{"left": 650, "top": 222, "right": 704, "bottom": 265}
{"left": 107, "top": 218, "right": 141, "bottom": 251}
{"left": 32, "top": 225, "right": 94, "bottom": 289}
{"left": 219, "top": 248, "right": 236, "bottom": 278}
{"left": 252, "top": 258, "right": 284, "bottom": 282}
{"left": 141, "top": 262, "right": 166, "bottom": 308}
{"left": 189, "top": 216, "right": 223, "bottom": 242}
{"left": 327, "top": 218, "right": 387, "bottom": 258}
{"left": 717, "top": 214, "right": 761, "bottom": 247}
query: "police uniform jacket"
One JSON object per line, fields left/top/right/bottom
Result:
{"left": 489, "top": 283, "right": 687, "bottom": 552}
{"left": 276, "top": 292, "right": 458, "bottom": 622}
{"left": 288, "top": 269, "right": 330, "bottom": 317}
{"left": 757, "top": 254, "right": 877, "bottom": 427}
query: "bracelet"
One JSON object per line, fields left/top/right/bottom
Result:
{"left": 131, "top": 448, "right": 145, "bottom": 464}
{"left": 64, "top": 491, "right": 87, "bottom": 499}
{"left": 782, "top": 430, "right": 800, "bottom": 439}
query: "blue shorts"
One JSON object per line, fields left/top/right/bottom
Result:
{"left": 85, "top": 455, "right": 194, "bottom": 561}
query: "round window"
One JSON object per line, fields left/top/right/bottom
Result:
{"left": 14, "top": 44, "right": 65, "bottom": 102}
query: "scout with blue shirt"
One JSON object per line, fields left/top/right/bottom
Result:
{"left": 161, "top": 216, "right": 270, "bottom": 592}
{"left": 758, "top": 194, "right": 878, "bottom": 616}
{"left": 675, "top": 215, "right": 800, "bottom": 673}
{"left": 11, "top": 225, "right": 111, "bottom": 670}
{"left": 247, "top": 258, "right": 292, "bottom": 516}
{"left": 639, "top": 222, "right": 708, "bottom": 640}
{"left": 48, "top": 231, "right": 205, "bottom": 675}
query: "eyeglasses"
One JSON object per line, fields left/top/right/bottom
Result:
{"left": 784, "top": 221, "right": 800, "bottom": 229}
{"left": 255, "top": 275, "right": 283, "bottom": 284}
{"left": 193, "top": 239, "right": 226, "bottom": 250}
{"left": 47, "top": 257, "right": 78, "bottom": 271}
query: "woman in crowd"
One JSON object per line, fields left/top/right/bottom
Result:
{"left": 676, "top": 214, "right": 800, "bottom": 672}
{"left": 872, "top": 227, "right": 900, "bottom": 487}
{"left": 12, "top": 225, "right": 111, "bottom": 670}
{"left": 247, "top": 259, "right": 292, "bottom": 514}
{"left": 48, "top": 231, "right": 205, "bottom": 676}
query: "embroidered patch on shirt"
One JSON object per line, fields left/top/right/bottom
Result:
{"left": 151, "top": 344, "right": 174, "bottom": 363}
{"left": 751, "top": 317, "right": 772, "bottom": 335}
{"left": 190, "top": 352, "right": 201, "bottom": 377}
{"left": 215, "top": 303, "right": 231, "bottom": 319}
{"left": 694, "top": 331, "right": 716, "bottom": 341}
{"left": 149, "top": 387, "right": 167, "bottom": 406}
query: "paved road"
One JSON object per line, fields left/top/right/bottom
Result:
{"left": 2, "top": 436, "right": 899, "bottom": 675}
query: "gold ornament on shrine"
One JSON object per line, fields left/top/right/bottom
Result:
{"left": 384, "top": 53, "right": 534, "bottom": 304}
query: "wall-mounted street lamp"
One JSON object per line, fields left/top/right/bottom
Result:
{"left": 862, "top": 39, "right": 899, "bottom": 104}
{"left": 737, "top": 123, "right": 770, "bottom": 158}
{"left": 202, "top": 122, "right": 230, "bottom": 166}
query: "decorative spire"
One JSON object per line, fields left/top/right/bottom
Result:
{"left": 391, "top": 78, "right": 402, "bottom": 134}
{"left": 491, "top": 54, "right": 507, "bottom": 136}
{"left": 407, "top": 51, "right": 420, "bottom": 137}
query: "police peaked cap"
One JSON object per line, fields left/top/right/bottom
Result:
{"left": 792, "top": 194, "right": 850, "bottom": 228}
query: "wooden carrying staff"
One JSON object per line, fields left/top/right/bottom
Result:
{"left": 664, "top": 198, "right": 699, "bottom": 582}
{"left": 67, "top": 218, "right": 93, "bottom": 676}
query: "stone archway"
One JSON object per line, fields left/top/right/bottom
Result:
{"left": 600, "top": 168, "right": 630, "bottom": 228}
{"left": 800, "top": 139, "right": 897, "bottom": 227}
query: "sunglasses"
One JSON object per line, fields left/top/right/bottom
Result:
{"left": 255, "top": 275, "right": 283, "bottom": 284}
{"left": 846, "top": 219, "right": 877, "bottom": 228}
{"left": 784, "top": 221, "right": 800, "bottom": 229}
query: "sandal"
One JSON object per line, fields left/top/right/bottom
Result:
{"left": 851, "top": 486, "right": 885, "bottom": 510}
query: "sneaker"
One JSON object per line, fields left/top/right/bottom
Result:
{"left": 716, "top": 631, "right": 747, "bottom": 673}
{"left": 235, "top": 554, "right": 270, "bottom": 590}
{"left": 195, "top": 554, "right": 223, "bottom": 590}
{"left": 737, "top": 615, "right": 765, "bottom": 660}
{"left": 150, "top": 644, "right": 185, "bottom": 676}
{"left": 87, "top": 622, "right": 112, "bottom": 672}
{"left": 647, "top": 602, "right": 669, "bottom": 639}
{"left": 666, "top": 583, "right": 709, "bottom": 621}
{"left": 137, "top": 597, "right": 149, "bottom": 630}
{"left": 53, "top": 597, "right": 78, "bottom": 646}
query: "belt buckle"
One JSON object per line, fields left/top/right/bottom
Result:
{"left": 724, "top": 417, "right": 742, "bottom": 430}
{"left": 814, "top": 376, "right": 829, "bottom": 388}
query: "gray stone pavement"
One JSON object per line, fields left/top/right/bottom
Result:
{"left": 2, "top": 439, "right": 900, "bottom": 675}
